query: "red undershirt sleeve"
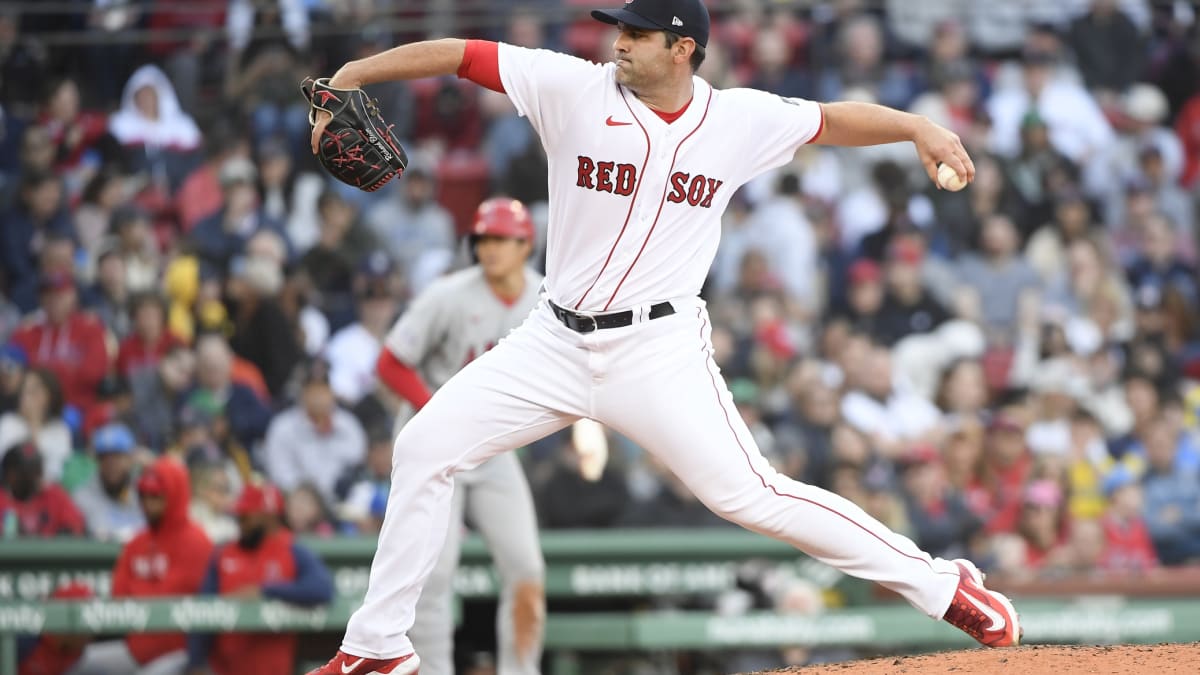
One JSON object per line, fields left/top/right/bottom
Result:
{"left": 376, "top": 349, "right": 434, "bottom": 410}
{"left": 456, "top": 39, "right": 505, "bottom": 94}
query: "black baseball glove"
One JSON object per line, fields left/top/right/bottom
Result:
{"left": 301, "top": 77, "right": 409, "bottom": 192}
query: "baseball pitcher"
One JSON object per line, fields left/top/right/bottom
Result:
{"left": 305, "top": 2, "right": 1021, "bottom": 673}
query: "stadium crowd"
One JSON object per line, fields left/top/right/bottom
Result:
{"left": 3, "top": 1, "right": 1200, "bottom": 649}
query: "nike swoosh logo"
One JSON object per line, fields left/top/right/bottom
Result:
{"left": 605, "top": 116, "right": 632, "bottom": 126}
{"left": 341, "top": 657, "right": 364, "bottom": 674}
{"left": 963, "top": 591, "right": 1006, "bottom": 632}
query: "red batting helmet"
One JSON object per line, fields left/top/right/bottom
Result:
{"left": 472, "top": 198, "right": 534, "bottom": 241}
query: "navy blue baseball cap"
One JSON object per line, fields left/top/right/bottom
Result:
{"left": 593, "top": 0, "right": 711, "bottom": 48}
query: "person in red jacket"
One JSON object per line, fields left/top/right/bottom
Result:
{"left": 17, "top": 582, "right": 94, "bottom": 675}
{"left": 9, "top": 272, "right": 110, "bottom": 417}
{"left": 1099, "top": 467, "right": 1160, "bottom": 574}
{"left": 72, "top": 457, "right": 213, "bottom": 675}
{"left": 0, "top": 442, "right": 85, "bottom": 537}
{"left": 184, "top": 481, "right": 334, "bottom": 675}
{"left": 117, "top": 293, "right": 183, "bottom": 378}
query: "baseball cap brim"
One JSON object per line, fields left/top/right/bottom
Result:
{"left": 592, "top": 8, "right": 666, "bottom": 33}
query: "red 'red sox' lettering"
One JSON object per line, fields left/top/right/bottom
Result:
{"left": 576, "top": 156, "right": 636, "bottom": 196}
{"left": 576, "top": 157, "right": 721, "bottom": 206}
{"left": 667, "top": 172, "right": 724, "bottom": 207}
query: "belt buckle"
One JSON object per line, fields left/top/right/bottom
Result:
{"left": 575, "top": 313, "right": 597, "bottom": 333}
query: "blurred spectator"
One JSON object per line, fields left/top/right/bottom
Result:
{"left": 365, "top": 167, "right": 456, "bottom": 290}
{"left": 0, "top": 367, "right": 71, "bottom": 482}
{"left": 300, "top": 191, "right": 382, "bottom": 330}
{"left": 190, "top": 158, "right": 290, "bottom": 272}
{"left": 933, "top": 358, "right": 989, "bottom": 421}
{"left": 73, "top": 423, "right": 145, "bottom": 543}
{"left": 717, "top": 174, "right": 819, "bottom": 312}
{"left": 176, "top": 122, "right": 251, "bottom": 234}
{"left": 143, "top": 0, "right": 227, "bottom": 115}
{"left": 225, "top": 254, "right": 302, "bottom": 398}
{"left": 840, "top": 343, "right": 942, "bottom": 459}
{"left": 186, "top": 481, "right": 333, "bottom": 675}
{"left": 9, "top": 272, "right": 110, "bottom": 417}
{"left": 73, "top": 171, "right": 127, "bottom": 260}
{"left": 411, "top": 79, "right": 484, "bottom": 151}
{"left": 955, "top": 213, "right": 1041, "bottom": 342}
{"left": 535, "top": 429, "right": 628, "bottom": 530}
{"left": 283, "top": 482, "right": 337, "bottom": 537}
{"left": 900, "top": 444, "right": 981, "bottom": 560}
{"left": 36, "top": 76, "right": 110, "bottom": 181}
{"left": 0, "top": 8, "right": 48, "bottom": 117}
{"left": 1140, "top": 419, "right": 1200, "bottom": 564}
{"left": 326, "top": 253, "right": 401, "bottom": 406}
{"left": 191, "top": 334, "right": 271, "bottom": 449}
{"left": 109, "top": 207, "right": 162, "bottom": 295}
{"left": 173, "top": 389, "right": 255, "bottom": 487}
{"left": 1001, "top": 110, "right": 1076, "bottom": 238}
{"left": 1068, "top": 0, "right": 1145, "bottom": 96}
{"left": 335, "top": 430, "right": 394, "bottom": 533}
{"left": 480, "top": 90, "right": 548, "bottom": 209}
{"left": 1134, "top": 149, "right": 1193, "bottom": 252}
{"left": 776, "top": 363, "right": 839, "bottom": 488}
{"left": 73, "top": 457, "right": 211, "bottom": 675}
{"left": 1124, "top": 213, "right": 1198, "bottom": 310}
{"left": 1012, "top": 478, "right": 1070, "bottom": 574}
{"left": 82, "top": 246, "right": 131, "bottom": 337}
{"left": 987, "top": 48, "right": 1114, "bottom": 167}
{"left": 257, "top": 136, "right": 324, "bottom": 252}
{"left": 188, "top": 459, "right": 238, "bottom": 545}
{"left": 116, "top": 293, "right": 181, "bottom": 378}
{"left": 108, "top": 64, "right": 202, "bottom": 188}
{"left": 0, "top": 442, "right": 84, "bottom": 537}
{"left": 15, "top": 582, "right": 93, "bottom": 675}
{"left": 1026, "top": 188, "right": 1096, "bottom": 285}
{"left": 748, "top": 27, "right": 810, "bottom": 100}
{"left": 0, "top": 344, "right": 27, "bottom": 413}
{"left": 817, "top": 14, "right": 918, "bottom": 111}
{"left": 831, "top": 259, "right": 884, "bottom": 339}
{"left": 1, "top": 171, "right": 75, "bottom": 313}
{"left": 1063, "top": 409, "right": 1116, "bottom": 520}
{"left": 875, "top": 237, "right": 950, "bottom": 346}
{"left": 1098, "top": 467, "right": 1159, "bottom": 574}
{"left": 622, "top": 454, "right": 730, "bottom": 528}
{"left": 129, "top": 344, "right": 195, "bottom": 452}
{"left": 225, "top": 0, "right": 311, "bottom": 159}
{"left": 969, "top": 412, "right": 1033, "bottom": 535}
{"left": 163, "top": 255, "right": 228, "bottom": 344}
{"left": 909, "top": 59, "right": 982, "bottom": 141}
{"left": 262, "top": 360, "right": 366, "bottom": 504}
{"left": 1041, "top": 238, "right": 1134, "bottom": 346}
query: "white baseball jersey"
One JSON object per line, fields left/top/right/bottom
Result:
{"left": 383, "top": 266, "right": 544, "bottom": 386}
{"left": 340, "top": 39, "right": 980, "bottom": 664}
{"left": 497, "top": 43, "right": 823, "bottom": 312}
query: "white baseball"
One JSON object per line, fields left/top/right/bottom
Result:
{"left": 937, "top": 163, "right": 968, "bottom": 191}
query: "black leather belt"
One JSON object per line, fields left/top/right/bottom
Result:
{"left": 549, "top": 300, "right": 675, "bottom": 333}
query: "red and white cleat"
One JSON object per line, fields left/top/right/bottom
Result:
{"left": 942, "top": 559, "right": 1022, "bottom": 648}
{"left": 305, "top": 650, "right": 419, "bottom": 675}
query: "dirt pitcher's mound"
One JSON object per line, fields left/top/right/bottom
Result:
{"left": 757, "top": 642, "right": 1200, "bottom": 674}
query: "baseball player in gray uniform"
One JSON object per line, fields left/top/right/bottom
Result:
{"left": 375, "top": 198, "right": 548, "bottom": 675}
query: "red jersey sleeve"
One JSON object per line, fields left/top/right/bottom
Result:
{"left": 376, "top": 350, "right": 433, "bottom": 411}
{"left": 457, "top": 39, "right": 505, "bottom": 94}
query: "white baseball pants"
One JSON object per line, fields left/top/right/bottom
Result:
{"left": 342, "top": 298, "right": 961, "bottom": 659}
{"left": 408, "top": 452, "right": 545, "bottom": 675}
